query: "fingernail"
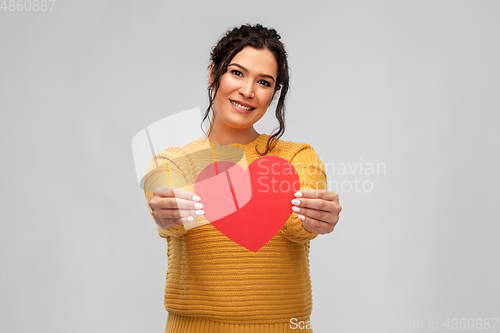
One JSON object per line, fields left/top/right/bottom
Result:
{"left": 291, "top": 199, "right": 301, "bottom": 206}
{"left": 187, "top": 216, "right": 194, "bottom": 222}
{"left": 194, "top": 203, "right": 204, "bottom": 209}
{"left": 298, "top": 214, "right": 305, "bottom": 221}
{"left": 195, "top": 210, "right": 204, "bottom": 216}
{"left": 292, "top": 206, "right": 300, "bottom": 213}
{"left": 294, "top": 191, "right": 302, "bottom": 198}
{"left": 192, "top": 195, "right": 201, "bottom": 202}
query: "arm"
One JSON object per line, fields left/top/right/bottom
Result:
{"left": 279, "top": 145, "right": 328, "bottom": 243}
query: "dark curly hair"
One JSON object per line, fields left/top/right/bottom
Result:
{"left": 201, "top": 23, "right": 290, "bottom": 156}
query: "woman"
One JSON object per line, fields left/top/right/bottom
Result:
{"left": 145, "top": 24, "right": 342, "bottom": 333}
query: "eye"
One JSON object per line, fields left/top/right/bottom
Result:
{"left": 231, "top": 70, "right": 243, "bottom": 77}
{"left": 258, "top": 79, "right": 271, "bottom": 87}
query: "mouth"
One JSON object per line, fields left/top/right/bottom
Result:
{"left": 230, "top": 99, "right": 256, "bottom": 111}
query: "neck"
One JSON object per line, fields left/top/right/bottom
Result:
{"left": 208, "top": 127, "right": 261, "bottom": 145}
{"left": 207, "top": 119, "right": 261, "bottom": 145}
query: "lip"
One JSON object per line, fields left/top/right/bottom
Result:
{"left": 229, "top": 99, "right": 256, "bottom": 114}
{"left": 231, "top": 99, "right": 255, "bottom": 108}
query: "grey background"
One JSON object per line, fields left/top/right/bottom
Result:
{"left": 1, "top": 1, "right": 499, "bottom": 332}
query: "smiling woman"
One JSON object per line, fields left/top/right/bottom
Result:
{"left": 144, "top": 23, "right": 342, "bottom": 333}
{"left": 203, "top": 24, "right": 289, "bottom": 151}
{"left": 209, "top": 46, "right": 277, "bottom": 142}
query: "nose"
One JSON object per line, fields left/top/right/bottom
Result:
{"left": 238, "top": 81, "right": 254, "bottom": 98}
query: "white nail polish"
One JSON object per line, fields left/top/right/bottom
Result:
{"left": 192, "top": 195, "right": 201, "bottom": 202}
{"left": 194, "top": 203, "right": 204, "bottom": 209}
{"left": 292, "top": 206, "right": 300, "bottom": 213}
{"left": 298, "top": 214, "right": 305, "bottom": 221}
{"left": 295, "top": 191, "right": 303, "bottom": 198}
{"left": 291, "top": 199, "right": 300, "bottom": 206}
{"left": 195, "top": 210, "right": 204, "bottom": 216}
{"left": 187, "top": 216, "right": 194, "bottom": 222}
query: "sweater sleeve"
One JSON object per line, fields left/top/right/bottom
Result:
{"left": 143, "top": 150, "right": 189, "bottom": 238}
{"left": 279, "top": 144, "right": 328, "bottom": 243}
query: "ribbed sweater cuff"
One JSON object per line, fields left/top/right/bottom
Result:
{"left": 166, "top": 313, "right": 313, "bottom": 333}
{"left": 157, "top": 223, "right": 187, "bottom": 238}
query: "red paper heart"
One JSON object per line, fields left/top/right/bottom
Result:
{"left": 194, "top": 156, "right": 300, "bottom": 252}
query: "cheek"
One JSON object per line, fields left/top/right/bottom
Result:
{"left": 260, "top": 91, "right": 274, "bottom": 105}
{"left": 218, "top": 74, "right": 237, "bottom": 92}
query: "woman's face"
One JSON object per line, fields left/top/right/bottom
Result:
{"left": 211, "top": 46, "right": 278, "bottom": 131}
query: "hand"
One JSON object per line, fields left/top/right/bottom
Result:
{"left": 291, "top": 190, "right": 342, "bottom": 235}
{"left": 149, "top": 186, "right": 204, "bottom": 230}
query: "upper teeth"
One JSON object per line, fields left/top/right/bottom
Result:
{"left": 231, "top": 100, "right": 253, "bottom": 111}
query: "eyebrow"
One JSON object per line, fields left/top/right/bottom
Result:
{"left": 228, "top": 63, "right": 276, "bottom": 82}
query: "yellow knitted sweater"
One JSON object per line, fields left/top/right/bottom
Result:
{"left": 144, "top": 133, "right": 327, "bottom": 333}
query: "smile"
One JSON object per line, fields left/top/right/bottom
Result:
{"left": 230, "top": 100, "right": 255, "bottom": 111}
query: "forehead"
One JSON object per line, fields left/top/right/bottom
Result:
{"left": 230, "top": 46, "right": 278, "bottom": 78}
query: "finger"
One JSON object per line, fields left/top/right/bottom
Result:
{"left": 153, "top": 186, "right": 202, "bottom": 202}
{"left": 166, "top": 197, "right": 204, "bottom": 211}
{"left": 295, "top": 189, "right": 339, "bottom": 202}
{"left": 294, "top": 206, "right": 338, "bottom": 224}
{"left": 153, "top": 186, "right": 175, "bottom": 197}
{"left": 156, "top": 198, "right": 204, "bottom": 217}
{"left": 172, "top": 187, "right": 202, "bottom": 202}
{"left": 154, "top": 216, "right": 184, "bottom": 229}
{"left": 154, "top": 198, "right": 204, "bottom": 218}
{"left": 180, "top": 215, "right": 195, "bottom": 225}
{"left": 167, "top": 215, "right": 203, "bottom": 227}
{"left": 150, "top": 197, "right": 204, "bottom": 219}
{"left": 155, "top": 207, "right": 203, "bottom": 219}
{"left": 156, "top": 214, "right": 204, "bottom": 229}
{"left": 301, "top": 215, "right": 336, "bottom": 235}
{"left": 291, "top": 197, "right": 335, "bottom": 213}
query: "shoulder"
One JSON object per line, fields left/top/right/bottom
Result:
{"left": 144, "top": 137, "right": 211, "bottom": 188}
{"left": 268, "top": 136, "right": 322, "bottom": 164}
{"left": 145, "top": 136, "right": 211, "bottom": 179}
{"left": 270, "top": 137, "right": 327, "bottom": 181}
{"left": 154, "top": 136, "right": 211, "bottom": 162}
